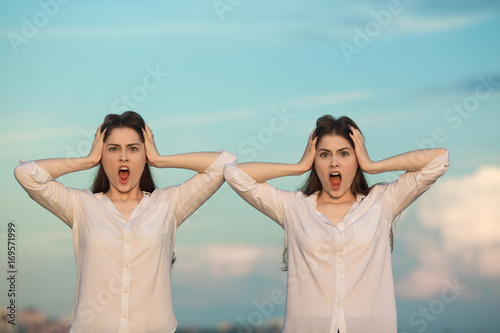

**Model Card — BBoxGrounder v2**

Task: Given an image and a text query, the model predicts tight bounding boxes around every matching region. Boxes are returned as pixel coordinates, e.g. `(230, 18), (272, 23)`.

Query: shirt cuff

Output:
(419, 149), (450, 179)
(204, 151), (237, 176)
(223, 162), (258, 191)
(17, 160), (53, 184)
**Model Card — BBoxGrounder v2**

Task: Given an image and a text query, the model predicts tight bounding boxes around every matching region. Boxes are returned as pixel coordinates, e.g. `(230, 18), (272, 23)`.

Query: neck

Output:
(317, 189), (356, 204)
(105, 186), (143, 202)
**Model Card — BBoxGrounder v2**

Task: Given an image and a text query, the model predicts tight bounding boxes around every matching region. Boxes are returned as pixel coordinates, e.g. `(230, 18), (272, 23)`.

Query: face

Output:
(101, 127), (146, 196)
(314, 134), (358, 202)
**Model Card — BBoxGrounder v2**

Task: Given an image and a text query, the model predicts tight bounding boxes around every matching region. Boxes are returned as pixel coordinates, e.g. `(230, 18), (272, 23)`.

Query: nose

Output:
(330, 155), (339, 167)
(119, 150), (129, 161)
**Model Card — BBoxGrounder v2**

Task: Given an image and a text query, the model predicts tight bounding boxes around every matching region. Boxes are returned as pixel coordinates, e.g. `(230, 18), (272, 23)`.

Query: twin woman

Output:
(14, 111), (449, 333)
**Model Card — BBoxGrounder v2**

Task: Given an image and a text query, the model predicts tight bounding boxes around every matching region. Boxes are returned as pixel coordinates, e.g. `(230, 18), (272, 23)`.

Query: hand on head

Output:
(87, 124), (107, 167)
(297, 130), (318, 173)
(349, 125), (374, 173)
(142, 124), (161, 167)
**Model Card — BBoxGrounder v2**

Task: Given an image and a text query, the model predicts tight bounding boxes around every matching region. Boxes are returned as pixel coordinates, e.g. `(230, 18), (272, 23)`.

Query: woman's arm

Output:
(234, 131), (318, 183)
(35, 125), (105, 179)
(349, 126), (447, 174)
(143, 125), (220, 173)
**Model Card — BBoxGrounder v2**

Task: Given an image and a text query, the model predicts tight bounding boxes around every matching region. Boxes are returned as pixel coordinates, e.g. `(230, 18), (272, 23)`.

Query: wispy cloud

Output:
(396, 13), (494, 33)
(152, 109), (253, 130)
(0, 125), (85, 145)
(284, 90), (372, 109)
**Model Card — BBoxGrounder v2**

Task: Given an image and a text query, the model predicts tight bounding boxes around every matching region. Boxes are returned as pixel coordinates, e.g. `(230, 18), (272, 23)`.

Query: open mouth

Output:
(330, 171), (341, 190)
(118, 166), (130, 184)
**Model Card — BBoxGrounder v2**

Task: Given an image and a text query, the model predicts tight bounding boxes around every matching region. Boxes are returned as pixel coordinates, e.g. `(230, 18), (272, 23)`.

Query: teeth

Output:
(331, 172), (340, 176)
(120, 167), (129, 171)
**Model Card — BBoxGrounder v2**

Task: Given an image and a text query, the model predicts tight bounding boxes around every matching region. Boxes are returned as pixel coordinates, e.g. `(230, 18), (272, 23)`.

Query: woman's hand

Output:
(86, 124), (106, 167)
(142, 124), (161, 167)
(349, 126), (376, 174)
(297, 130), (318, 173)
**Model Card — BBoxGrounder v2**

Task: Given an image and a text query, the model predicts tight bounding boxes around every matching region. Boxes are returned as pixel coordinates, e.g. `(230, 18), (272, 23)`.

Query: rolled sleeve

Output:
(14, 161), (77, 228)
(174, 151), (237, 225)
(389, 150), (450, 218)
(223, 162), (287, 227)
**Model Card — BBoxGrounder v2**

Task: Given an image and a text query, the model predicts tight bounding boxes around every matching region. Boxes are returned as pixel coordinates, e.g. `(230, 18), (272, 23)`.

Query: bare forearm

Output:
(237, 162), (307, 183)
(35, 157), (95, 179)
(366, 148), (447, 174)
(151, 152), (221, 173)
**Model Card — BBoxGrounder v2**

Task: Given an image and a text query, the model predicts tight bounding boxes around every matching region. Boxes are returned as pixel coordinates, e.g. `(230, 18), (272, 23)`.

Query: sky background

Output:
(1, 0), (500, 332)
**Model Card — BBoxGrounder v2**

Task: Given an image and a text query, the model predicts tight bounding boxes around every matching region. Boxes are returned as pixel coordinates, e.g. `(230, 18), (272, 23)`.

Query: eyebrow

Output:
(106, 143), (141, 147)
(318, 147), (352, 153)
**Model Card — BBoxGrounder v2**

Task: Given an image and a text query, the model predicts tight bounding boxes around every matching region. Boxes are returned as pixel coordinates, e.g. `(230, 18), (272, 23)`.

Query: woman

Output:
(14, 111), (236, 333)
(224, 115), (449, 333)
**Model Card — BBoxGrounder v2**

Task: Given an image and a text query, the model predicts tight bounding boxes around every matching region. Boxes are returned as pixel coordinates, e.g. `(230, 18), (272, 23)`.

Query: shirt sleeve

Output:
(174, 151), (237, 226)
(14, 161), (78, 228)
(223, 162), (294, 228)
(385, 150), (450, 218)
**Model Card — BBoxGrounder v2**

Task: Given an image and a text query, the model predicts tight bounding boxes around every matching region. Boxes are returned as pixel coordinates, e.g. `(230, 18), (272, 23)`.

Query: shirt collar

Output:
(304, 191), (366, 206)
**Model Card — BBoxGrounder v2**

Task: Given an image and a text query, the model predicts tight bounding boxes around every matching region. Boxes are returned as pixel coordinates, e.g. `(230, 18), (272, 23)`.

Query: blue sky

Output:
(1, 0), (500, 331)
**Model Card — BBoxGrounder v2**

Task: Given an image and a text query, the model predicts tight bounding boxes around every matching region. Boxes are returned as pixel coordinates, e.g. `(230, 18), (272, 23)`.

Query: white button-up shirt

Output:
(224, 151), (449, 333)
(15, 151), (236, 333)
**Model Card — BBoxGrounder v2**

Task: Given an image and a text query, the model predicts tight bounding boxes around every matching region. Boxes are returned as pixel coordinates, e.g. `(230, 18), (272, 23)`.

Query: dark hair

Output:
(91, 111), (156, 194)
(301, 115), (370, 197)
(281, 115), (394, 271)
(90, 111), (176, 266)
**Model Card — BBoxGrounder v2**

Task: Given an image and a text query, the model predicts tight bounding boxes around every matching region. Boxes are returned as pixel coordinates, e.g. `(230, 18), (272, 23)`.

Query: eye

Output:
(320, 152), (329, 158)
(109, 147), (118, 152)
(341, 151), (349, 157)
(130, 147), (138, 152)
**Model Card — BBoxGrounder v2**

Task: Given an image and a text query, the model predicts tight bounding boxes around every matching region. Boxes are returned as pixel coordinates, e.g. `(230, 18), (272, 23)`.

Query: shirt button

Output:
(126, 239), (130, 244)
(125, 264), (129, 269)
(123, 315), (127, 319)
(337, 301), (341, 306)
(124, 289), (128, 293)
(338, 277), (343, 281)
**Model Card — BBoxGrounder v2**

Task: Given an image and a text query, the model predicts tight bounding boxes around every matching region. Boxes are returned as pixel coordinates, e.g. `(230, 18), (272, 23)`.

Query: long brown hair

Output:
(281, 115), (394, 271)
(90, 111), (177, 266)
(91, 111), (156, 194)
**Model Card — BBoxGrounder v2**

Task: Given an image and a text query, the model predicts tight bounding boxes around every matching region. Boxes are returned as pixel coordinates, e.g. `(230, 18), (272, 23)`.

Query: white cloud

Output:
(478, 246), (500, 278)
(397, 166), (500, 299)
(174, 243), (277, 279)
(418, 166), (500, 250)
(396, 236), (451, 299)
